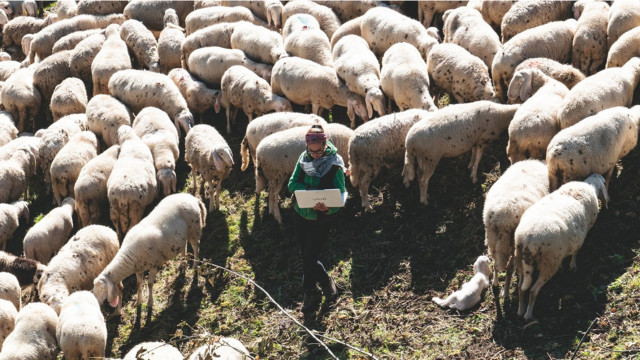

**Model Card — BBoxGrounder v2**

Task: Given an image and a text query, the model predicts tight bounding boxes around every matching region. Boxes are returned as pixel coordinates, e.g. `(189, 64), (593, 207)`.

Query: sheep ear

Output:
(519, 71), (533, 101)
(214, 91), (221, 114)
(266, 8), (272, 26)
(346, 100), (355, 123)
(364, 93), (374, 119)
(106, 278), (119, 308)
(211, 150), (224, 170)
(171, 173), (177, 192)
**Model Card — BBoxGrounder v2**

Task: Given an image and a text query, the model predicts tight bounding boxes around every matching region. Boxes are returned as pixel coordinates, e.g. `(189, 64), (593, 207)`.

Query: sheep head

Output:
(61, 197), (76, 210)
(12, 200), (29, 223)
(157, 168), (177, 197)
(584, 173), (609, 209)
(507, 69), (532, 102)
(175, 110), (194, 136)
(93, 273), (121, 309)
(346, 93), (369, 127)
(473, 255), (491, 278)
(212, 144), (234, 170)
(267, 1), (283, 29)
(365, 87), (386, 118)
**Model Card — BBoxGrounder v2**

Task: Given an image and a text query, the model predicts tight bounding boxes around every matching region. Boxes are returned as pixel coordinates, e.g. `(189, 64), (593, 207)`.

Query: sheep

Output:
(505, 68), (569, 163)
(282, 12), (321, 41)
(255, 123), (353, 224)
(49, 77), (88, 121)
(168, 68), (221, 119)
(0, 2), (10, 19)
(427, 43), (496, 104)
(0, 135), (40, 163)
(23, 197), (75, 265)
(0, 303), (58, 360)
(50, 131), (98, 206)
(0, 251), (45, 286)
(123, 342), (183, 360)
(330, 16), (362, 48)
(230, 21), (286, 65)
(0, 148), (37, 204)
(93, 193), (205, 315)
(432, 255), (491, 311)
(123, 0), (194, 34)
(547, 106), (640, 193)
(91, 24), (132, 96)
(0, 272), (20, 311)
(240, 112), (326, 172)
(607, 0), (640, 51)
(56, 0), (78, 20)
(185, 5), (267, 35)
(187, 338), (250, 360)
(572, 0), (609, 76)
(313, 0), (378, 23)
(380, 42), (437, 114)
(442, 6), (501, 69)
(271, 56), (368, 129)
(69, 31), (107, 95)
(1, 15), (55, 48)
(281, 0), (340, 40)
(0, 299), (17, 350)
(606, 28), (640, 68)
(349, 109), (428, 210)
(514, 57), (585, 90)
(467, 0), (517, 29)
(0, 112), (17, 147)
(0, 62), (20, 82)
(186, 46), (273, 87)
(284, 27), (332, 66)
(74, 145), (119, 228)
(32, 50), (73, 123)
(555, 57), (640, 129)
(76, 0), (127, 16)
(491, 19), (578, 102)
(224, 0), (284, 28)
(158, 9), (185, 74)
(56, 291), (107, 360)
(132, 107), (180, 198)
(0, 53), (10, 62)
(482, 159), (549, 315)
(403, 101), (520, 205)
(181, 23), (236, 65)
(221, 65), (292, 133)
(108, 69), (194, 136)
(52, 28), (103, 53)
(0, 68), (41, 132)
(418, 0), (466, 28)
(20, 0), (36, 17)
(515, 173), (607, 321)
(500, 0), (572, 43)
(185, 124), (233, 212)
(85, 94), (131, 147)
(120, 19), (160, 72)
(0, 201), (28, 252)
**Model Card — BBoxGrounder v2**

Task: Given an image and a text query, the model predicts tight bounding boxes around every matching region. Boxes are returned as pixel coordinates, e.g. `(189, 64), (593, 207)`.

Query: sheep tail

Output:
(348, 164), (359, 188)
(197, 197), (207, 227)
(240, 135), (250, 171)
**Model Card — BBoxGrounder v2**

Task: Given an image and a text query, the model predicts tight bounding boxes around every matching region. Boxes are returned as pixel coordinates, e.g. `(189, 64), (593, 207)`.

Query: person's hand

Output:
(313, 202), (329, 212)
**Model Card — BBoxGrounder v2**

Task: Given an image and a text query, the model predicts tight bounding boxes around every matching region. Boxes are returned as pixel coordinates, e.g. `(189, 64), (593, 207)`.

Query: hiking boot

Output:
(302, 286), (322, 314)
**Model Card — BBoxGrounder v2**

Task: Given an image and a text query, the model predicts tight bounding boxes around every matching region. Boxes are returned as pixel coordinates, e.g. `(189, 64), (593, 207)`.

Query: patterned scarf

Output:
(300, 150), (346, 178)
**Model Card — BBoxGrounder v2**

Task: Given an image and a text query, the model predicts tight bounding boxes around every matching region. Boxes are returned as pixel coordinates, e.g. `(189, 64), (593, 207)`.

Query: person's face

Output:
(308, 142), (326, 159)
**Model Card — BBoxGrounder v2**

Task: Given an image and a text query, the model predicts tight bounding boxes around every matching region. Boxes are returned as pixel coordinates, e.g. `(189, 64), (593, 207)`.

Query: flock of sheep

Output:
(0, 0), (638, 358)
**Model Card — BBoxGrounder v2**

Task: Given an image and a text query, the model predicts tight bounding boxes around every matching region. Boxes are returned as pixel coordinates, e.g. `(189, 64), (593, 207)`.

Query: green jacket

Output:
(288, 141), (346, 220)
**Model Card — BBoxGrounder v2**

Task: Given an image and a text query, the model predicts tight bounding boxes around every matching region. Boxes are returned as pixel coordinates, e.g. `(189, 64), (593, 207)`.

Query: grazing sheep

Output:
(56, 291), (107, 360)
(185, 5), (267, 35)
(0, 68), (41, 132)
(50, 131), (98, 206)
(0, 148), (37, 204)
(187, 338), (250, 360)
(76, 0), (127, 16)
(282, 12), (321, 41)
(572, 0), (609, 76)
(181, 23), (235, 66)
(158, 9), (185, 74)
(0, 112), (17, 147)
(91, 24), (132, 96)
(49, 77), (88, 121)
(224, 0), (284, 28)
(32, 50), (73, 122)
(419, 0), (467, 28)
(330, 16), (365, 51)
(168, 68), (221, 119)
(284, 26), (332, 66)
(500, 0), (572, 43)
(0, 299), (17, 350)
(0, 201), (28, 251)
(23, 197), (75, 265)
(0, 303), (58, 360)
(186, 46), (273, 86)
(515, 173), (607, 321)
(69, 31), (107, 95)
(230, 21), (286, 65)
(442, 6), (501, 69)
(120, 19), (160, 72)
(403, 101), (519, 205)
(547, 106), (640, 192)
(0, 251), (45, 286)
(1, 15), (55, 48)
(0, 272), (20, 311)
(74, 145), (119, 228)
(432, 255), (491, 311)
(56, 0), (78, 20)
(123, 342), (183, 360)
(606, 27), (640, 68)
(281, 0), (340, 40)
(85, 94), (131, 147)
(93, 193), (206, 315)
(123, 0), (194, 34)
(185, 124), (233, 211)
(607, 0), (640, 51)
(52, 28), (102, 53)
(514, 57), (585, 89)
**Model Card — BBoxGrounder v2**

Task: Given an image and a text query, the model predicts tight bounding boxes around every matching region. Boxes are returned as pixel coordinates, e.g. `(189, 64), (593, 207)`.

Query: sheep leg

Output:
(503, 256), (515, 303)
(128, 201), (144, 231)
(417, 158), (437, 206)
(147, 268), (158, 312)
(523, 267), (554, 321)
(469, 146), (485, 184)
(190, 236), (200, 269)
(359, 174), (372, 210)
(569, 253), (577, 272)
(190, 167), (199, 197)
(135, 272), (144, 307)
(77, 201), (90, 228)
(225, 106), (233, 134)
(468, 147), (477, 169)
(215, 179), (221, 210)
(109, 199), (121, 239)
(269, 178), (283, 224)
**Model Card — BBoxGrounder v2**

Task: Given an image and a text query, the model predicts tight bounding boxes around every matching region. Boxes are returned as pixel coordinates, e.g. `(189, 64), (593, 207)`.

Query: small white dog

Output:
(432, 255), (491, 311)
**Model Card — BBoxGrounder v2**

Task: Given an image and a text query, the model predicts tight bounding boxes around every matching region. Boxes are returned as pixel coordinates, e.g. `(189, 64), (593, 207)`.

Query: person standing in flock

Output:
(288, 124), (346, 313)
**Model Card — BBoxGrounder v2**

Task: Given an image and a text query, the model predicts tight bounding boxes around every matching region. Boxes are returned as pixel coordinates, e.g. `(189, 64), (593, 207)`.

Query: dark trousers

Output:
(294, 211), (335, 292)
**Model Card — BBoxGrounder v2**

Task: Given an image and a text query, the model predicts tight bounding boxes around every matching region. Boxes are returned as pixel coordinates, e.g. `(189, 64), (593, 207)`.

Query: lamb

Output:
(181, 23), (235, 65)
(158, 9), (185, 74)
(107, 125), (157, 239)
(93, 193), (206, 315)
(0, 303), (58, 360)
(51, 28), (103, 53)
(282, 12), (320, 41)
(500, 0), (572, 43)
(132, 107), (180, 197)
(123, 0), (194, 34)
(0, 299), (17, 350)
(380, 42), (437, 113)
(221, 65), (292, 133)
(284, 26), (332, 66)
(442, 6), (501, 69)
(572, 0), (609, 76)
(32, 50), (73, 122)
(0, 112), (17, 147)
(69, 31), (107, 95)
(427, 43), (495, 104)
(0, 148), (37, 204)
(0, 68), (41, 132)
(0, 272), (20, 310)
(555, 57), (640, 129)
(607, 0), (640, 51)
(514, 57), (585, 90)
(56, 0), (78, 20)
(50, 131), (98, 206)
(491, 19), (578, 101)
(271, 56), (368, 129)
(123, 342), (183, 360)
(73, 145), (119, 227)
(91, 24), (132, 96)
(223, 0), (284, 28)
(281, 0), (340, 40)
(186, 46), (273, 86)
(108, 69), (194, 136)
(482, 159), (549, 316)
(547, 106), (640, 192)
(432, 255), (491, 311)
(403, 101), (520, 205)
(85, 94), (131, 148)
(185, 124), (234, 212)
(49, 77), (88, 121)
(38, 225), (119, 314)
(23, 197), (75, 265)
(185, 5), (267, 35)
(76, 0), (127, 16)
(505, 68), (569, 163)
(168, 68), (221, 119)
(255, 123), (353, 224)
(1, 15), (55, 48)
(0, 251), (46, 286)
(230, 21), (287, 65)
(349, 109), (428, 209)
(606, 27), (640, 68)
(56, 291), (107, 360)
(0, 201), (28, 251)
(515, 173), (607, 321)
(187, 338), (250, 360)
(240, 112), (326, 171)
(120, 19), (160, 72)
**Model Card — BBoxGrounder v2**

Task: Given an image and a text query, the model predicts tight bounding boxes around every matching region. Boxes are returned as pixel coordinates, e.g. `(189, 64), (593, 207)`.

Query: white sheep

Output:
(38, 225), (119, 315)
(547, 106), (640, 193)
(380, 42), (437, 113)
(403, 101), (520, 205)
(186, 46), (272, 87)
(23, 197), (75, 265)
(432, 255), (491, 311)
(332, 34), (386, 119)
(467, 0), (517, 29)
(91, 23), (132, 96)
(282, 12), (320, 41)
(314, 0), (378, 23)
(187, 338), (251, 360)
(56, 0), (78, 20)
(69, 31), (107, 95)
(506, 68), (569, 163)
(0, 272), (20, 311)
(108, 69), (194, 136)
(0, 67), (41, 132)
(0, 111), (17, 147)
(0, 62), (20, 82)
(515, 173), (607, 321)
(281, 0), (340, 40)
(52, 28), (103, 53)
(20, 0), (36, 17)
(56, 290), (107, 360)
(482, 159), (549, 313)
(132, 107), (180, 197)
(93, 193), (206, 315)
(221, 65), (292, 133)
(284, 27), (332, 66)
(76, 0), (127, 16)
(0, 53), (10, 62)
(607, 0), (640, 51)
(514, 57), (585, 90)
(418, 0), (466, 28)
(500, 0), (572, 43)
(0, 251), (46, 286)
(230, 21), (287, 65)
(50, 131), (98, 206)
(606, 27), (640, 68)
(158, 8), (185, 74)
(181, 23), (236, 66)
(85, 94), (132, 147)
(120, 19), (160, 72)
(122, 342), (183, 360)
(224, 0), (284, 28)
(0, 299), (17, 350)
(271, 56), (368, 128)
(0, 303), (58, 360)
(185, 5), (267, 35)
(1, 15), (55, 48)
(0, 201), (28, 251)
(442, 6), (501, 69)
(0, 147), (37, 204)
(329, 15), (361, 48)
(185, 124), (234, 212)
(168, 68), (222, 119)
(349, 109), (428, 210)
(572, 0), (609, 76)
(0, 135), (40, 163)
(556, 57), (640, 129)
(49, 77), (88, 121)
(74, 145), (119, 228)
(123, 0), (194, 35)
(32, 50), (73, 122)
(107, 125), (157, 239)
